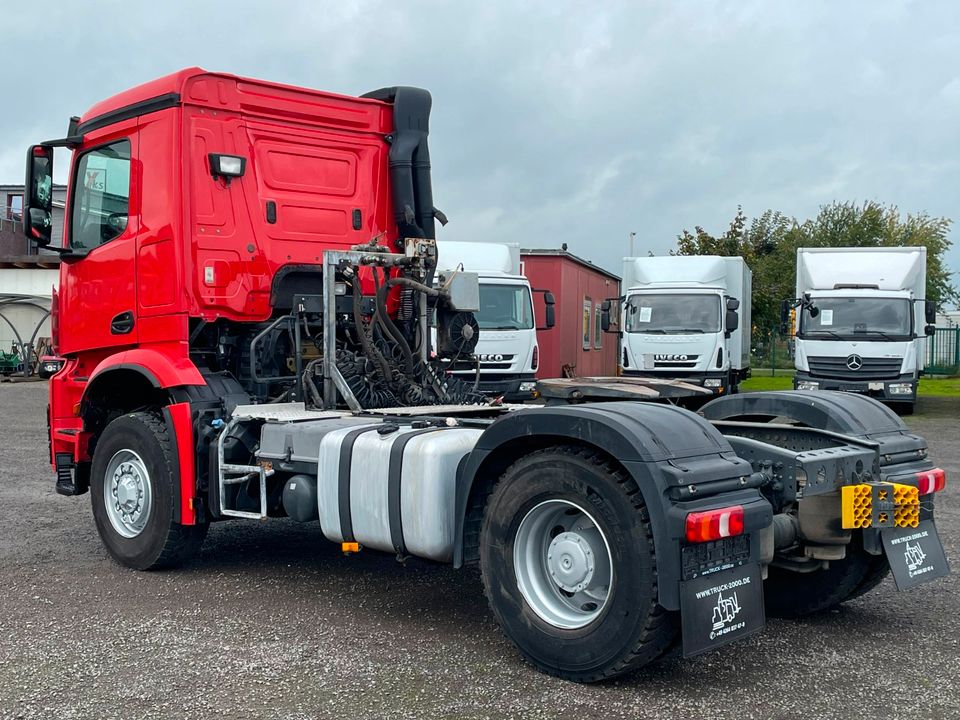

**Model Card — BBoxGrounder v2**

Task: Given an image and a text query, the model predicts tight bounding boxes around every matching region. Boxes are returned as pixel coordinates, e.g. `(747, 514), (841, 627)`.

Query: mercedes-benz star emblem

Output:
(846, 354), (863, 371)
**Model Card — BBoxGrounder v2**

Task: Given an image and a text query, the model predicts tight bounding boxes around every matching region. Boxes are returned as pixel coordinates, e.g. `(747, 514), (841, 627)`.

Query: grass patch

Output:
(919, 376), (960, 397)
(741, 375), (793, 392)
(741, 371), (960, 397)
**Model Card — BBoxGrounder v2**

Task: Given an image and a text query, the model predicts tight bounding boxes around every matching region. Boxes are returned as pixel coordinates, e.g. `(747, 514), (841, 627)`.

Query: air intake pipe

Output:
(361, 86), (436, 240)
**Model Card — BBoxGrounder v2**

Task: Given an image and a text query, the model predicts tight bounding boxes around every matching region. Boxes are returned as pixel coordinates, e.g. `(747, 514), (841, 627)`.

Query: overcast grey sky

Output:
(3, 1), (959, 283)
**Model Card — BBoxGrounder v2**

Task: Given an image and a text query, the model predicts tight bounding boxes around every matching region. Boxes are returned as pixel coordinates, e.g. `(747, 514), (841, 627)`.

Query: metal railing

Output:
(926, 328), (960, 375)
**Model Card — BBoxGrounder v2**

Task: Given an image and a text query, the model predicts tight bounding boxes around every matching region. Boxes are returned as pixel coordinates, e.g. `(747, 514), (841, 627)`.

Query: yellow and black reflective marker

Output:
(841, 482), (919, 529)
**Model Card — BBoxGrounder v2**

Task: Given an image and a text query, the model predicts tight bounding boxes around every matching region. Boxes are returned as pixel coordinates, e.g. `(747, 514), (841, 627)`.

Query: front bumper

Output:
(793, 371), (917, 402)
(457, 375), (538, 402)
(622, 369), (732, 394)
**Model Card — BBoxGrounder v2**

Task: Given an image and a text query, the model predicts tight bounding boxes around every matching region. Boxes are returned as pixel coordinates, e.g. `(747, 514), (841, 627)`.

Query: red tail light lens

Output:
(685, 505), (744, 543)
(531, 345), (539, 371)
(916, 468), (946, 495)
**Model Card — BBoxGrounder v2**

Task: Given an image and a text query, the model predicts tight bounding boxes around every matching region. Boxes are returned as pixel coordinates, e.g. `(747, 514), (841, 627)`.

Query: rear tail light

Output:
(531, 345), (539, 371)
(685, 505), (744, 543)
(916, 468), (946, 495)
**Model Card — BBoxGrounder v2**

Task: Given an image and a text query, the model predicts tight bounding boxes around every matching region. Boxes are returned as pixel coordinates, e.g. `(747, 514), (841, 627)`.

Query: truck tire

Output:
(90, 412), (207, 570)
(765, 536), (886, 617)
(479, 446), (677, 682)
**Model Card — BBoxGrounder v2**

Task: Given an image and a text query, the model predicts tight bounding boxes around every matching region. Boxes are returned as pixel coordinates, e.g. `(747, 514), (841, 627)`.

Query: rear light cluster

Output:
(916, 468), (946, 495)
(685, 505), (744, 543)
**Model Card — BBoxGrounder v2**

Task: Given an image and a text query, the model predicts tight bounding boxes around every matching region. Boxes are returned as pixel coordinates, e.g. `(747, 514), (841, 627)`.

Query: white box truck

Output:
(786, 247), (936, 412)
(435, 241), (553, 401)
(619, 256), (751, 395)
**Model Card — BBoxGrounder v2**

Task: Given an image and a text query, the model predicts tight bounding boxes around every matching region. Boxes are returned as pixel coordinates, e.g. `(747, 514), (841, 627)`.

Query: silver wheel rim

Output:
(103, 449), (153, 538)
(514, 499), (614, 629)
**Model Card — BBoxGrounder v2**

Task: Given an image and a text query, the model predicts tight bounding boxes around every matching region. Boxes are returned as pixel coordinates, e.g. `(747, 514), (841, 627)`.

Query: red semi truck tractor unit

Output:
(23, 69), (950, 682)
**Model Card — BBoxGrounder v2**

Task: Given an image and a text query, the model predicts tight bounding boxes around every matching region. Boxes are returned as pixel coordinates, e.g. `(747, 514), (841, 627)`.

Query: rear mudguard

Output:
(701, 391), (931, 467)
(702, 390), (937, 551)
(453, 402), (772, 609)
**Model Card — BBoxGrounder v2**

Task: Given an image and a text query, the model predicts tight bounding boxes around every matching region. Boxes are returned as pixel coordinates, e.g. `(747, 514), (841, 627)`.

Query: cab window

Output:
(70, 140), (131, 250)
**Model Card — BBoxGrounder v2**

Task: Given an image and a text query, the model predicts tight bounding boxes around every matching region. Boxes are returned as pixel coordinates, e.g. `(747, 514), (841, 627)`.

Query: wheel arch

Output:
(82, 350), (206, 436)
(453, 403), (760, 610)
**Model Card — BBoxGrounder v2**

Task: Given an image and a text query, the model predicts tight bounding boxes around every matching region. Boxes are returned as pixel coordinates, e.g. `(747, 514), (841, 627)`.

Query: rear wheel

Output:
(90, 412), (207, 570)
(765, 536), (888, 617)
(479, 447), (677, 682)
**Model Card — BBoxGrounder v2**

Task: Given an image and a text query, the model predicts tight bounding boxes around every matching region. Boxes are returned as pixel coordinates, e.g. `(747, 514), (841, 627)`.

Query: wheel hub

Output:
(114, 468), (143, 514)
(103, 450), (152, 539)
(513, 499), (614, 629)
(547, 532), (595, 592)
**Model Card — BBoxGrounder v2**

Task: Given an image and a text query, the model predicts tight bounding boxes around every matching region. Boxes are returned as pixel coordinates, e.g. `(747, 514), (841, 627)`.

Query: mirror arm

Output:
(40, 135), (84, 149)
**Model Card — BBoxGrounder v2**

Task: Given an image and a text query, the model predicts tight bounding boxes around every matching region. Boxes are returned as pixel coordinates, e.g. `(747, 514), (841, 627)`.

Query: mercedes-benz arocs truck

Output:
(618, 255), (751, 396)
(786, 247), (936, 413)
(21, 69), (948, 683)
(434, 241), (551, 401)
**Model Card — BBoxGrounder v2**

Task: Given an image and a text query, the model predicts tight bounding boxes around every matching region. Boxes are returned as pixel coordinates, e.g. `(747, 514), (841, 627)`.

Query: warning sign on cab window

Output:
(84, 168), (107, 192)
(820, 309), (834, 326)
(638, 306), (652, 323)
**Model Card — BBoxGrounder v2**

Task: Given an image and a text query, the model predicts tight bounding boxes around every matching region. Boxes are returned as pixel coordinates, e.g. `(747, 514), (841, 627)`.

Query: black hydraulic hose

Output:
(373, 271), (417, 376)
(386, 276), (441, 297)
(352, 275), (394, 383)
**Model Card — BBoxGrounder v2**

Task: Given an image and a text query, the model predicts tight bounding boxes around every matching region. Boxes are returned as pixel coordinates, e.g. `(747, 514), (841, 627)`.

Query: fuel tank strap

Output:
(338, 426), (384, 542)
(387, 428), (445, 555)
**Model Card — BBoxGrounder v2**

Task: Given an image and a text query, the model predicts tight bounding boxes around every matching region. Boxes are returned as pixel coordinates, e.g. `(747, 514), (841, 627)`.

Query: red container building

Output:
(521, 248), (621, 379)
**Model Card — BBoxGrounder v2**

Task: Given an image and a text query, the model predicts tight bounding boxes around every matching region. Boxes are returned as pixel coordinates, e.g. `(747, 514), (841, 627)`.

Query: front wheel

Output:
(479, 447), (677, 682)
(90, 412), (207, 570)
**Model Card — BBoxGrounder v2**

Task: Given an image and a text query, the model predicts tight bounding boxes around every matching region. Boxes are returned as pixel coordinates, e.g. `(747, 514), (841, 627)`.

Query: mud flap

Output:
(679, 564), (765, 657)
(881, 520), (950, 591)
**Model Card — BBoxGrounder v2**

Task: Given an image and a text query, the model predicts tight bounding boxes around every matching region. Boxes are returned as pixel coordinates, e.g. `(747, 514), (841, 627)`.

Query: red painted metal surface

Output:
(166, 402), (197, 526)
(48, 68), (402, 478)
(522, 251), (620, 379)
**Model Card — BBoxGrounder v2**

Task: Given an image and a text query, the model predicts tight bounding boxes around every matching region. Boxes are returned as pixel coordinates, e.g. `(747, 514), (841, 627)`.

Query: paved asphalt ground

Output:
(0, 382), (957, 720)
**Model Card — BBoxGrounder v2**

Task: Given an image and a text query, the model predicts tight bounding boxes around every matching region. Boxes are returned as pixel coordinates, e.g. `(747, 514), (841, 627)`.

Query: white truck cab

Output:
(787, 247), (936, 412)
(618, 256), (751, 396)
(435, 241), (550, 401)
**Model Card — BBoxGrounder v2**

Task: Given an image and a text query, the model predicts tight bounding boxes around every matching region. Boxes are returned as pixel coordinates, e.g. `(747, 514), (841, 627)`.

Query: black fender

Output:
(701, 390), (927, 456)
(453, 402), (770, 609)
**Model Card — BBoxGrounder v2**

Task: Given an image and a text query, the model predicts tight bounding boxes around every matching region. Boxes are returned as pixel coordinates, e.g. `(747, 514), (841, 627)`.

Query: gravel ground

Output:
(0, 382), (957, 720)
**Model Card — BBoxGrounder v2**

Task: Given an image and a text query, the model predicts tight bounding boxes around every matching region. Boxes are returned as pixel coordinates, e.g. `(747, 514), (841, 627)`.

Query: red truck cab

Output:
(25, 68), (414, 506)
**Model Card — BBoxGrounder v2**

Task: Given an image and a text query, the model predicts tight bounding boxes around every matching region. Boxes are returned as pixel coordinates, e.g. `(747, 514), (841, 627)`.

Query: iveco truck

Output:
(435, 241), (551, 401)
(618, 255), (751, 396)
(786, 247), (936, 413)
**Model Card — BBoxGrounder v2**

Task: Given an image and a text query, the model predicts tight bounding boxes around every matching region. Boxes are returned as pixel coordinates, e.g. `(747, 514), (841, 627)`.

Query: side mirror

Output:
(925, 300), (937, 325)
(600, 297), (621, 334)
(24, 145), (54, 246)
(534, 289), (556, 330)
(725, 309), (739, 336)
(925, 324), (936, 337)
(726, 297), (740, 311)
(600, 299), (611, 332)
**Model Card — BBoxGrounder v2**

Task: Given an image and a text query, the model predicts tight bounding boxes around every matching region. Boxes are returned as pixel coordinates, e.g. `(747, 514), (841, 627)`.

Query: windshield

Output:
(625, 294), (720, 334)
(476, 284), (534, 330)
(801, 297), (912, 338)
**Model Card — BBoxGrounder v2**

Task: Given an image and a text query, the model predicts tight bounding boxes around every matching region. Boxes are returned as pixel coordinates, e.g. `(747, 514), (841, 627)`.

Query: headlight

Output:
(796, 381), (820, 391)
(703, 378), (723, 388)
(519, 381), (537, 392)
(888, 383), (914, 395)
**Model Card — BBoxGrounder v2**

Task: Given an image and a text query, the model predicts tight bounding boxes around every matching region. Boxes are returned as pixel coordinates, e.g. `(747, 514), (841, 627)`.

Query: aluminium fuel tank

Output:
(317, 424), (484, 562)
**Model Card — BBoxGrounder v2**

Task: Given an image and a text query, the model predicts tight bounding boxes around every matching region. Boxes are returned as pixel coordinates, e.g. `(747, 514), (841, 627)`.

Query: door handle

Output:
(111, 311), (135, 335)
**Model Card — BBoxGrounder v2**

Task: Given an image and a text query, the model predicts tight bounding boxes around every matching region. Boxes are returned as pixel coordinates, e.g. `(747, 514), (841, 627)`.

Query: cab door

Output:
(58, 123), (140, 355)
